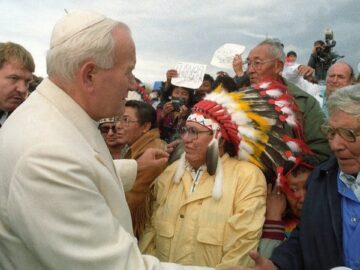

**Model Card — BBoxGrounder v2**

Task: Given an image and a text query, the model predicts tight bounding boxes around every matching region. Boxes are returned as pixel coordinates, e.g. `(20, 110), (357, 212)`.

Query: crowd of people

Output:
(1, 9), (360, 270)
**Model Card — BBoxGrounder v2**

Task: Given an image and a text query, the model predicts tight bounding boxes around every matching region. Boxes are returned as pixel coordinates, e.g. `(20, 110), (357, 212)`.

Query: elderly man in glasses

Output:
(234, 83), (360, 270)
(232, 38), (331, 163)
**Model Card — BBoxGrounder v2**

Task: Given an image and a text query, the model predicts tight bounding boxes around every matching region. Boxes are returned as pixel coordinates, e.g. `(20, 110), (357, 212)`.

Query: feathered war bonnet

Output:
(174, 79), (313, 200)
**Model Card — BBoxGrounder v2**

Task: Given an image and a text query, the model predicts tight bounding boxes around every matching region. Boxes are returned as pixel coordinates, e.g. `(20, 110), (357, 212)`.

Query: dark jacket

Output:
(271, 156), (344, 270)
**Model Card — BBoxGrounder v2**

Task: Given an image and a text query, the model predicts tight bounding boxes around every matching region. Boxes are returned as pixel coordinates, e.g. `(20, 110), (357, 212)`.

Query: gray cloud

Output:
(1, 0), (359, 86)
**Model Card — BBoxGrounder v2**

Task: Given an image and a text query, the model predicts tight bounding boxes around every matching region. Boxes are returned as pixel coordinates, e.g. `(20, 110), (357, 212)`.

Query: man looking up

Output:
(0, 42), (34, 127)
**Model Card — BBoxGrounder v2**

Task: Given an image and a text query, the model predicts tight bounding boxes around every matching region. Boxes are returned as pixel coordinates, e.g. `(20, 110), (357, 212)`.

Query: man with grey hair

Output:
(233, 83), (360, 269)
(233, 38), (331, 162)
(0, 10), (214, 270)
(0, 42), (34, 127)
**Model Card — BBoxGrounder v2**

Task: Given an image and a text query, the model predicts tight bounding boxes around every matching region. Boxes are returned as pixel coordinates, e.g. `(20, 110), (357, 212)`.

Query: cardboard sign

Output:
(171, 62), (207, 89)
(211, 43), (246, 69)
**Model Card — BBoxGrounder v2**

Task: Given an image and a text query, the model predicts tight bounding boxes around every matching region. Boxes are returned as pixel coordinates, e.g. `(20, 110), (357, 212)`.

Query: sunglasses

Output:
(98, 124), (117, 134)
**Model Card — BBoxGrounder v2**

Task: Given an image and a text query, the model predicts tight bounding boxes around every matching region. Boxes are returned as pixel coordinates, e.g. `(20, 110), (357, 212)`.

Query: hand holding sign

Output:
(171, 62), (207, 89)
(211, 43), (246, 69)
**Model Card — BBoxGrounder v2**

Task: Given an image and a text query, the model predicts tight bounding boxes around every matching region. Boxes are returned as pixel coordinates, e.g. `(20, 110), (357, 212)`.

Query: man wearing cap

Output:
(0, 42), (34, 127)
(0, 10), (212, 270)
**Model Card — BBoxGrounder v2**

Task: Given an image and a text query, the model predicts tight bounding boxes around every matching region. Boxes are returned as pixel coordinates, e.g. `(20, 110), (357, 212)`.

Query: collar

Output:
(339, 171), (360, 188)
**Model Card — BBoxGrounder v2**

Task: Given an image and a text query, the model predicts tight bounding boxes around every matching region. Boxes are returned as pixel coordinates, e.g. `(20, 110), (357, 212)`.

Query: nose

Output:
(16, 80), (29, 94)
(331, 76), (338, 83)
(128, 74), (137, 91)
(182, 132), (193, 143)
(329, 133), (346, 152)
(296, 189), (306, 203)
(247, 62), (256, 74)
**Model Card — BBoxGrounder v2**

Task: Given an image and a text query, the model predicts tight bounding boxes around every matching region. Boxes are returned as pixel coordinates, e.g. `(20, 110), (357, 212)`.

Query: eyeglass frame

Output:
(320, 124), (360, 143)
(242, 57), (278, 71)
(179, 126), (213, 140)
(116, 116), (139, 127)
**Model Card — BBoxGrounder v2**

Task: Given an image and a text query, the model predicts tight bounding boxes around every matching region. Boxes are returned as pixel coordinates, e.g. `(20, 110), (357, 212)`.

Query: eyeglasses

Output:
(242, 58), (277, 71)
(179, 126), (213, 140)
(98, 124), (117, 134)
(320, 124), (360, 143)
(116, 116), (139, 127)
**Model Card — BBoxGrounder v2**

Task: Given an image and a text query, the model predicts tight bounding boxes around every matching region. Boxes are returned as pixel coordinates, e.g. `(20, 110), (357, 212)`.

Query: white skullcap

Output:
(50, 10), (106, 49)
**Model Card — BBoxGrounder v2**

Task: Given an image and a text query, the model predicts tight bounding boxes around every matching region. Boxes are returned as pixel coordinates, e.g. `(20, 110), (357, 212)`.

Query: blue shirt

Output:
(338, 172), (360, 269)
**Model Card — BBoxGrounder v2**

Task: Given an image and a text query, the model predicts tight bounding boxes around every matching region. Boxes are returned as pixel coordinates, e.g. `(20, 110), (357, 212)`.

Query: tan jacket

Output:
(140, 154), (267, 270)
(124, 128), (167, 237)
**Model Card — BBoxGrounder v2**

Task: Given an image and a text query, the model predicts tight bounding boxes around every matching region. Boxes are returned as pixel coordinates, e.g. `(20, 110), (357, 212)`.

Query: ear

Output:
(141, 122), (151, 133)
(79, 61), (97, 92)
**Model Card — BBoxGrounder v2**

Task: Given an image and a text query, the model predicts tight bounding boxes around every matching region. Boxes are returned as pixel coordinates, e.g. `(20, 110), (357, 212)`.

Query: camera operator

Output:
(307, 40), (330, 82)
(308, 30), (343, 82)
(156, 82), (194, 143)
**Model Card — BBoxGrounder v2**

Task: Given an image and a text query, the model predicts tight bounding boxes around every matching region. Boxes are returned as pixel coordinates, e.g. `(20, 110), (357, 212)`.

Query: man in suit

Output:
(233, 83), (360, 269)
(0, 10), (213, 270)
(0, 42), (34, 127)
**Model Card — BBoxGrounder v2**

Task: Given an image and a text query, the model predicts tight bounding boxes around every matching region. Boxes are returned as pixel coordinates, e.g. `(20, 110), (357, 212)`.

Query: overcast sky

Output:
(1, 0), (359, 87)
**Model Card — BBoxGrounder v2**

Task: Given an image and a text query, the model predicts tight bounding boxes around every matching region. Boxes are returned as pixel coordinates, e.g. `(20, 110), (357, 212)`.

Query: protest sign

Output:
(171, 62), (207, 89)
(211, 43), (245, 69)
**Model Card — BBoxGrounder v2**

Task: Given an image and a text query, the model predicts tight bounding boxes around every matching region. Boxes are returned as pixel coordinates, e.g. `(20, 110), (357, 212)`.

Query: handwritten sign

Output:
(211, 43), (246, 69)
(171, 62), (207, 89)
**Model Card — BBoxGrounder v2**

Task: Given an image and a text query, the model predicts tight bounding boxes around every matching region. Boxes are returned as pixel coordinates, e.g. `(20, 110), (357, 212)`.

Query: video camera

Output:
(316, 28), (343, 67)
(171, 97), (185, 111)
(324, 28), (336, 52)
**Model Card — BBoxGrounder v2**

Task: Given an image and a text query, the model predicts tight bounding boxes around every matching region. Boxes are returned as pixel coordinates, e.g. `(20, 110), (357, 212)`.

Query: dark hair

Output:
(287, 51), (297, 57)
(0, 42), (35, 72)
(291, 155), (319, 177)
(125, 100), (157, 129)
(203, 73), (214, 84)
(314, 40), (325, 46)
(223, 140), (237, 157)
(213, 75), (238, 92)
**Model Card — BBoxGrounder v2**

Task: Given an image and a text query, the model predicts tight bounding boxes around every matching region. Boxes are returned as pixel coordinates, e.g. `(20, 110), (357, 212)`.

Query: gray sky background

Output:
(1, 0), (359, 87)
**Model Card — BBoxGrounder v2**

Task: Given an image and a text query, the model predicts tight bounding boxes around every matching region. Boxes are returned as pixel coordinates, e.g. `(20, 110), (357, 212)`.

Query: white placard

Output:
(211, 43), (246, 69)
(171, 62), (207, 89)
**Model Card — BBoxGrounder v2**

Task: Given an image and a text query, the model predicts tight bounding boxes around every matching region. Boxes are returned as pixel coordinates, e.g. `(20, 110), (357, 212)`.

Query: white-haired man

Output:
(0, 10), (213, 270)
